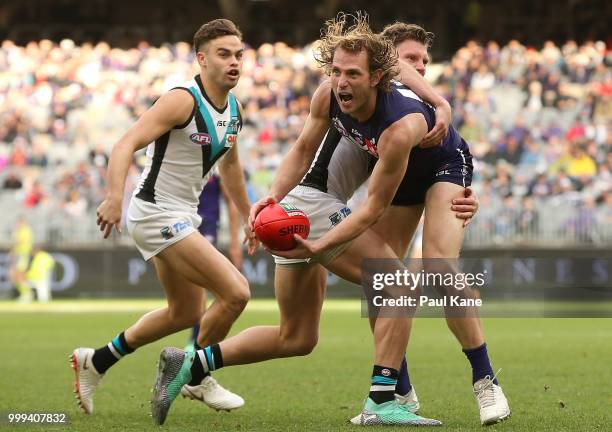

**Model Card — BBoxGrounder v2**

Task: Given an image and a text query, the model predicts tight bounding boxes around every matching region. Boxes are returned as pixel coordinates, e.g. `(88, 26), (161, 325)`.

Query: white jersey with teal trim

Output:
(133, 75), (241, 212)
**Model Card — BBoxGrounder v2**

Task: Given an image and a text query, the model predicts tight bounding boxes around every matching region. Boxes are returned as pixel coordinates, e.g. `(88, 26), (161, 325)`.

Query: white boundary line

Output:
(0, 299), (362, 313)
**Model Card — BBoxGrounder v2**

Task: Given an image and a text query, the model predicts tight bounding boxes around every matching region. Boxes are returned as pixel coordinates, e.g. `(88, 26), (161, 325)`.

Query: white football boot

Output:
(473, 375), (511, 425)
(181, 375), (244, 411)
(70, 348), (104, 414)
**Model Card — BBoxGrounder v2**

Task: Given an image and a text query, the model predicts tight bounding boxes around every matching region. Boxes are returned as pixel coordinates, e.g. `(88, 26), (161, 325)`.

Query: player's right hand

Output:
(248, 195), (276, 231)
(96, 197), (122, 239)
(420, 99), (451, 148)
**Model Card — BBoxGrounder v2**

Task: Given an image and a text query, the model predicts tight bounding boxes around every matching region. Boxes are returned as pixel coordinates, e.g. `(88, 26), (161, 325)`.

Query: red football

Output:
(254, 203), (310, 251)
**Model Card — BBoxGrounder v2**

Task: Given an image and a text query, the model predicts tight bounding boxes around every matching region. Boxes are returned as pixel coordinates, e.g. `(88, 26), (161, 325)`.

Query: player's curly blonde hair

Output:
(314, 12), (398, 93)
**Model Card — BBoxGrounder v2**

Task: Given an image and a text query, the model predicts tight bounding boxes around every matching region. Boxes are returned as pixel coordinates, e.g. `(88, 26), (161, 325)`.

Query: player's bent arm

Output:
(397, 60), (449, 110)
(105, 90), (194, 202)
(314, 114), (428, 252)
(269, 81), (332, 202)
(397, 60), (451, 146)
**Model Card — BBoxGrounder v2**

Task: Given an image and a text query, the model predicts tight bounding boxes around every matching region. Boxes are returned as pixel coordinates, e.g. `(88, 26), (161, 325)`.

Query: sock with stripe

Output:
(463, 343), (498, 384)
(395, 356), (412, 396)
(369, 365), (398, 404)
(189, 344), (223, 385)
(91, 331), (135, 374)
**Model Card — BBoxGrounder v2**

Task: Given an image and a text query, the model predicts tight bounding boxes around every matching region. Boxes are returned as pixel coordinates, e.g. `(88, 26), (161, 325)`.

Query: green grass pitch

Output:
(0, 299), (610, 431)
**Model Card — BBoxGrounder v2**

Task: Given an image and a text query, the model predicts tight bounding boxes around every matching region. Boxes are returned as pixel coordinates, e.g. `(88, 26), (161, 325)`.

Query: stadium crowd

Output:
(0, 36), (610, 246)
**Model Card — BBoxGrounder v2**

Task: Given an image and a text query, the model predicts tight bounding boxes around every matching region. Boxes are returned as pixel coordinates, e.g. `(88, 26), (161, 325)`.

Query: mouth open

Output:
(227, 69), (240, 78)
(338, 92), (353, 103)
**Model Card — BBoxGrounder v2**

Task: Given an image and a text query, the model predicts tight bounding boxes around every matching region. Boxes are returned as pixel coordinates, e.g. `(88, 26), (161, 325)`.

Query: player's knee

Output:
(282, 333), (318, 356)
(225, 275), (250, 313)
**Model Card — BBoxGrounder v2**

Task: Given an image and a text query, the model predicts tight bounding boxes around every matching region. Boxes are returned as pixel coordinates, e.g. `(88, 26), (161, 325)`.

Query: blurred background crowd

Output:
(0, 33), (610, 247)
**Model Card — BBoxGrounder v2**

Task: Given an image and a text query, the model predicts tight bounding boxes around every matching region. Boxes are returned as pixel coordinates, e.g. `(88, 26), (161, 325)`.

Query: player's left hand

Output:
(243, 225), (260, 255)
(451, 186), (479, 227)
(268, 235), (321, 259)
(420, 99), (451, 148)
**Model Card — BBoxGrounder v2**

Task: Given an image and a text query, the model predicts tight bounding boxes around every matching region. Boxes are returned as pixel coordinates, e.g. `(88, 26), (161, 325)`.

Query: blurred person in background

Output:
(25, 244), (55, 302)
(10, 215), (33, 303)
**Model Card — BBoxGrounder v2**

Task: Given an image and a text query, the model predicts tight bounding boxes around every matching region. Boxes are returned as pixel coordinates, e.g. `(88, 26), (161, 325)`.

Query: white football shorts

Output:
(126, 197), (202, 261)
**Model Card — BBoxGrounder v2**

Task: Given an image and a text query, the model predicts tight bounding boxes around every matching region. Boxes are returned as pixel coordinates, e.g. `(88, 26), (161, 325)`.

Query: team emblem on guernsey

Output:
(190, 132), (212, 145)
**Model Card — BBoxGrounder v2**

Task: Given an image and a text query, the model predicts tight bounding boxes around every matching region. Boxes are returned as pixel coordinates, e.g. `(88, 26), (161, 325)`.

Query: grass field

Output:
(1, 299), (610, 431)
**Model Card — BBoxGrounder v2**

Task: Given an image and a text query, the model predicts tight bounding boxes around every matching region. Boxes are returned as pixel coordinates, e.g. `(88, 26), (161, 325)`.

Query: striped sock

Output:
(91, 331), (135, 374)
(190, 344), (223, 385)
(369, 365), (398, 404)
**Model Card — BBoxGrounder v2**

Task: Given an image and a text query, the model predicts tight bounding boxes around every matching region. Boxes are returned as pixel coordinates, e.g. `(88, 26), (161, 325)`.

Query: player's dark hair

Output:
(193, 19), (242, 52)
(314, 12), (398, 93)
(381, 22), (434, 49)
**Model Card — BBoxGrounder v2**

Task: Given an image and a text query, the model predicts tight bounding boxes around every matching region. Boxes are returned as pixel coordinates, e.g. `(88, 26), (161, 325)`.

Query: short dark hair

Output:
(193, 19), (242, 52)
(381, 22), (434, 49)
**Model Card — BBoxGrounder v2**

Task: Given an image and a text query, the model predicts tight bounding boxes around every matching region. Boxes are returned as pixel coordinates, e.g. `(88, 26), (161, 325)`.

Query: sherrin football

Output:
(254, 203), (310, 251)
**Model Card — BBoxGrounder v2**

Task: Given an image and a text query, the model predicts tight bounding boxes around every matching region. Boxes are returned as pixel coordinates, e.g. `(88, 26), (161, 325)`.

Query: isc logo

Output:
(279, 225), (307, 236)
(217, 120), (228, 127)
(190, 133), (212, 145)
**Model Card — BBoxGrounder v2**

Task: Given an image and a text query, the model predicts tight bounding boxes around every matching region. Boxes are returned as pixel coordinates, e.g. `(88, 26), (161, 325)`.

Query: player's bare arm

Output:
(218, 106), (260, 254)
(248, 81), (331, 228)
(274, 113), (428, 258)
(96, 89), (194, 238)
(220, 182), (244, 266)
(396, 60), (451, 147)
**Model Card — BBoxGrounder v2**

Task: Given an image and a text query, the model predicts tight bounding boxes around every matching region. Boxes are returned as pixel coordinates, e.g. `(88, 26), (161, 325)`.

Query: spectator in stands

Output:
(517, 196), (539, 238)
(3, 171), (23, 190)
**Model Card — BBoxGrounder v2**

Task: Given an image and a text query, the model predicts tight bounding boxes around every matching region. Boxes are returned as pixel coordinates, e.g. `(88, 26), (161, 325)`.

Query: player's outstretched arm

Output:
(274, 113), (428, 259)
(248, 81), (331, 228)
(96, 89), (193, 238)
(396, 60), (451, 147)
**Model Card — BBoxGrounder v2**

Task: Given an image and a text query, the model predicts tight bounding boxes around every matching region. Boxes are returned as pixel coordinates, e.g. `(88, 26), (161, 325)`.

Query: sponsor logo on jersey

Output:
(190, 132), (212, 145)
(228, 118), (240, 134)
(227, 134), (237, 144)
(332, 117), (379, 157)
(217, 120), (228, 127)
(364, 137), (378, 157)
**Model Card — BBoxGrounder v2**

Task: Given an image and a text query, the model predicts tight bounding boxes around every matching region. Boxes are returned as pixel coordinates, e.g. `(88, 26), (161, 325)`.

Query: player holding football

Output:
(150, 14), (455, 426)
(70, 19), (257, 415)
(342, 22), (510, 426)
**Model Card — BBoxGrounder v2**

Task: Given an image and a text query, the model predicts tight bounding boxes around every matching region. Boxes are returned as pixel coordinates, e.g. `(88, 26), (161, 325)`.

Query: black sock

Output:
(369, 365), (399, 404)
(91, 331), (135, 374)
(189, 344), (223, 385)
